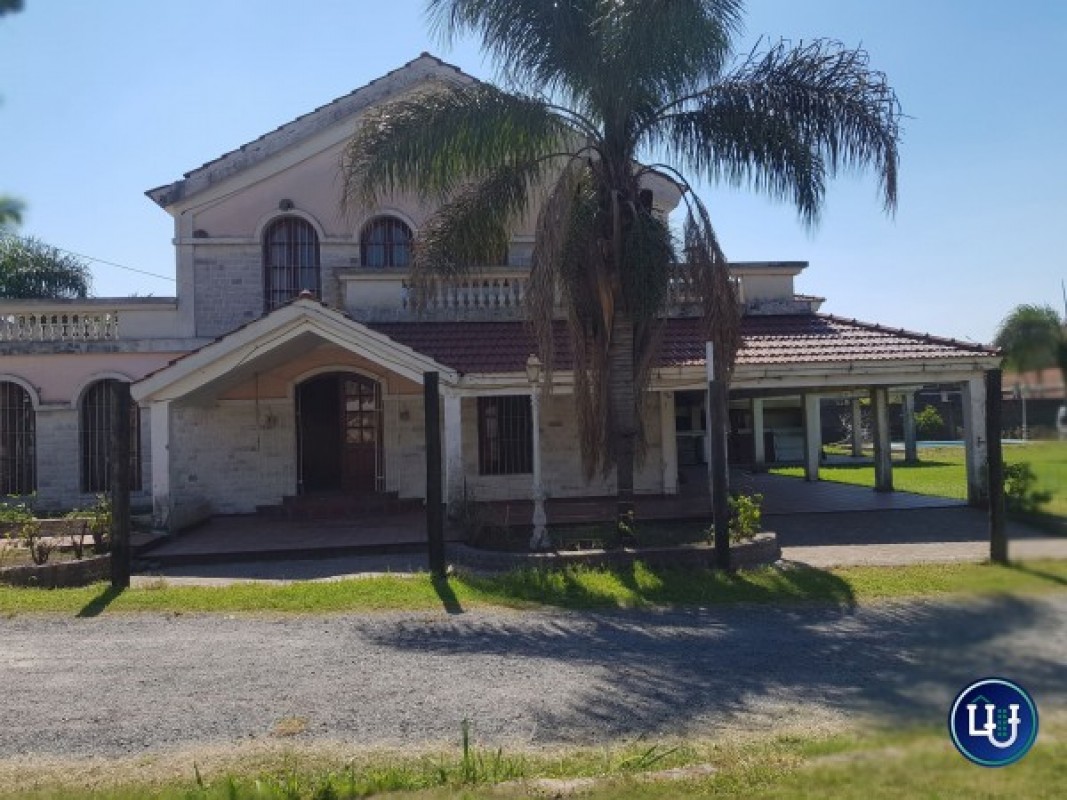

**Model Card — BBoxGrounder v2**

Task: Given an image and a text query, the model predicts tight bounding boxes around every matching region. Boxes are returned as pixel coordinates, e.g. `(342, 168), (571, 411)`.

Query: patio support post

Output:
(850, 397), (864, 457)
(706, 344), (731, 571)
(962, 376), (989, 507)
(871, 387), (894, 492)
(660, 391), (678, 494)
(985, 369), (1007, 563)
(803, 394), (821, 482)
(149, 400), (171, 531)
(442, 391), (463, 515)
(526, 355), (549, 550)
(109, 381), (132, 590)
(902, 392), (918, 464)
(752, 398), (766, 469)
(423, 372), (446, 578)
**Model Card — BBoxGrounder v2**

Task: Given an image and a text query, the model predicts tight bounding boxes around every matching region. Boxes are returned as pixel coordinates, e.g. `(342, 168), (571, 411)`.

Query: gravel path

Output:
(2, 595), (1065, 758)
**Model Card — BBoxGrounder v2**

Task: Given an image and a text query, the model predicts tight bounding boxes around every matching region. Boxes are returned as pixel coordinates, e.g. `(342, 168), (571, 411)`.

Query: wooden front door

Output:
(297, 373), (382, 494)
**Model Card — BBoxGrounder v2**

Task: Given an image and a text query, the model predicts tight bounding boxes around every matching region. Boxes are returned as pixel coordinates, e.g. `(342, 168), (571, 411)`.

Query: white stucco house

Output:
(0, 55), (1000, 532)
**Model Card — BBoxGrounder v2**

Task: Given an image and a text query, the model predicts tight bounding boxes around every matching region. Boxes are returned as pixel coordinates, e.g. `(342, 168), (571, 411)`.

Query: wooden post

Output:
(986, 369), (1007, 564)
(871, 387), (893, 492)
(109, 381), (131, 589)
(706, 344), (730, 571)
(424, 372), (446, 577)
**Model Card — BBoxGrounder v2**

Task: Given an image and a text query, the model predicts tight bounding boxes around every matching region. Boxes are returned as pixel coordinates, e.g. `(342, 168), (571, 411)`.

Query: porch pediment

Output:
(132, 297), (457, 404)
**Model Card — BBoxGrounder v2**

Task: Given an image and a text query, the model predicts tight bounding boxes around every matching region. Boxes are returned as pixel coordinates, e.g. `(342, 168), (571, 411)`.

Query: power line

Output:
(57, 246), (176, 283)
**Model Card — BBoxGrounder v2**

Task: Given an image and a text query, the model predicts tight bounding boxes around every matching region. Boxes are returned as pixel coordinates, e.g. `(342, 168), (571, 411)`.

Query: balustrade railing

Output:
(0, 310), (119, 342)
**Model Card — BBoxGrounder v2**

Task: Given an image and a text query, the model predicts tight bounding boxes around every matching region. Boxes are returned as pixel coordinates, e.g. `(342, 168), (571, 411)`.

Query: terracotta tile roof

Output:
(371, 314), (997, 374)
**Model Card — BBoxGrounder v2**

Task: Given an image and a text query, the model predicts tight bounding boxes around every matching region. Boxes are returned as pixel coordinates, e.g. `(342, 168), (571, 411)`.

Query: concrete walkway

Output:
(133, 474), (1066, 584)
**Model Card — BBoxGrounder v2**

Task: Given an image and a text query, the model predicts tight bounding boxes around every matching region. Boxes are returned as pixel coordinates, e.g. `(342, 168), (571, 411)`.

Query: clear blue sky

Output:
(3, 1), (1065, 344)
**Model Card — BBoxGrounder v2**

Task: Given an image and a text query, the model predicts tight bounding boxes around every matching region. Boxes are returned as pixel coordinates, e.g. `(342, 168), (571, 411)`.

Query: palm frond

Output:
(683, 204), (739, 379)
(659, 39), (901, 224)
(341, 83), (570, 210)
(415, 159), (553, 285)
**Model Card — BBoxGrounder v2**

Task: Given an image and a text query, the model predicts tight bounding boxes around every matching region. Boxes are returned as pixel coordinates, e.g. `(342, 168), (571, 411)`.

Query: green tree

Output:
(0, 196), (24, 231)
(342, 0), (901, 524)
(994, 304), (1062, 375)
(0, 234), (91, 298)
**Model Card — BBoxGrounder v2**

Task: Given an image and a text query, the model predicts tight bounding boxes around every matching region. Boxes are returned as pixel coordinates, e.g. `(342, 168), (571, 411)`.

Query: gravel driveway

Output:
(2, 594), (1065, 758)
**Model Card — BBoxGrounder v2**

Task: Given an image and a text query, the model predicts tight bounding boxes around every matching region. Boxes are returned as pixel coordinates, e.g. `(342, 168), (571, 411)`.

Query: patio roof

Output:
(368, 314), (998, 376)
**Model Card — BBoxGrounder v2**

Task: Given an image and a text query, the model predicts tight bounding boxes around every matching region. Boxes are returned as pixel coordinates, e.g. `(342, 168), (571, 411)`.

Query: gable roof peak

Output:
(145, 52), (473, 210)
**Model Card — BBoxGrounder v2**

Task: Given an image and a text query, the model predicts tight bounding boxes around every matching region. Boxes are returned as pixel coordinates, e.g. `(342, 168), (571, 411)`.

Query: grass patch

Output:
(1, 560), (1066, 616)
(773, 441), (1066, 516)
(3, 716), (1064, 799)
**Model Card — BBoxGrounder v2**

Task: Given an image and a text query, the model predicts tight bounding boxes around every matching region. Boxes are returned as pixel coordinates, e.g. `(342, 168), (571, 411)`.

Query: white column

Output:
(962, 376), (989, 506)
(803, 393), (821, 481)
(149, 400), (171, 530)
(659, 391), (678, 494)
(851, 397), (864, 457)
(902, 392), (918, 463)
(529, 387), (549, 549)
(871, 387), (893, 492)
(442, 392), (464, 512)
(752, 398), (766, 469)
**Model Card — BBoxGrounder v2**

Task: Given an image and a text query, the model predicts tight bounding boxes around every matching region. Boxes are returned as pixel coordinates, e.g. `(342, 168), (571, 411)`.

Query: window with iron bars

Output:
(80, 380), (142, 493)
(477, 395), (532, 475)
(263, 216), (320, 311)
(360, 216), (412, 268)
(0, 381), (36, 495)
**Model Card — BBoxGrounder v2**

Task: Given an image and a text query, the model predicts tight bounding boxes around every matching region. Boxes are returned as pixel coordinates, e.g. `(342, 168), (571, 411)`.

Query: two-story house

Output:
(0, 55), (999, 533)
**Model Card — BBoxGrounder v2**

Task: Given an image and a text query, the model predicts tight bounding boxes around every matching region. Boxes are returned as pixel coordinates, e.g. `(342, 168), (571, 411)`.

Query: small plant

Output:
(1003, 462), (1052, 515)
(617, 509), (638, 543)
(87, 494), (112, 554)
(711, 492), (764, 544)
(19, 519), (54, 565)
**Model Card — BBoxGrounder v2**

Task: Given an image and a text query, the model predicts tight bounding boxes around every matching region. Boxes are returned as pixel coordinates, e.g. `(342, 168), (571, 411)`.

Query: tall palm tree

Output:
(342, 0), (901, 528)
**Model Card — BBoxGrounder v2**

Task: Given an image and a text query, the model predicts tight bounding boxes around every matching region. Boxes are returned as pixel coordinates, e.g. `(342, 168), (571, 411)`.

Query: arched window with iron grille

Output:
(360, 216), (412, 268)
(80, 380), (142, 493)
(0, 381), (35, 495)
(263, 216), (320, 310)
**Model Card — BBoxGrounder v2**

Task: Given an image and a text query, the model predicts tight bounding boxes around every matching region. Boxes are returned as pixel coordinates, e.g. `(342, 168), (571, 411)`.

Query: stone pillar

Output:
(803, 393), (821, 481)
(32, 405), (81, 511)
(962, 376), (989, 506)
(752, 397), (766, 469)
(659, 391), (678, 494)
(149, 400), (171, 530)
(442, 391), (464, 512)
(871, 387), (893, 492)
(902, 392), (918, 464)
(851, 397), (864, 457)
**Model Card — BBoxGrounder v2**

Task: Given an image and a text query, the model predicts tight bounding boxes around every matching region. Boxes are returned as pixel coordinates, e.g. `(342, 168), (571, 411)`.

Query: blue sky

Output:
(3, 1), (1065, 344)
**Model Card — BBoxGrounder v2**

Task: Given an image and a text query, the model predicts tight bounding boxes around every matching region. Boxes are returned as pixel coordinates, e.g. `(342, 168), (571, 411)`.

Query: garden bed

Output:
(0, 553), (110, 588)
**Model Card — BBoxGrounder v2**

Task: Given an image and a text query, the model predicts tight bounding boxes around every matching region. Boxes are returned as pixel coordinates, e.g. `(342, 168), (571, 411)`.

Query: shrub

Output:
(87, 494), (112, 554)
(19, 520), (54, 565)
(1003, 462), (1052, 515)
(728, 492), (764, 542)
(914, 405), (944, 439)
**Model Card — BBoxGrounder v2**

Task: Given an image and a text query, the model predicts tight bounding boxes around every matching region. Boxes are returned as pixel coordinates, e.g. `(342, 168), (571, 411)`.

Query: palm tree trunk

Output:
(609, 309), (637, 537)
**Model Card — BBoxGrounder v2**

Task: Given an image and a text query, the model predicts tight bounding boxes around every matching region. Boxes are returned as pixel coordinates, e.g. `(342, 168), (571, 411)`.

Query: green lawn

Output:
(5, 717), (1064, 799)
(773, 441), (1066, 516)
(1, 560), (1066, 616)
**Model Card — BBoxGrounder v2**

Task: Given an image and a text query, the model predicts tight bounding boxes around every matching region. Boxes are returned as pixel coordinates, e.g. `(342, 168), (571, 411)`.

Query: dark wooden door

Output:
(297, 373), (381, 494)
(340, 375), (380, 493)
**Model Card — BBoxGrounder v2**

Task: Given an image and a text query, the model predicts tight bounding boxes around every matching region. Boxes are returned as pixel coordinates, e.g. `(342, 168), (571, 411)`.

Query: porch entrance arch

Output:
(296, 372), (383, 494)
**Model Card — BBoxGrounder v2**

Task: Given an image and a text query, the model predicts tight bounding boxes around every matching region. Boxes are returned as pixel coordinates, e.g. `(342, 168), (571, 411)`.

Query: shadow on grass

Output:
(77, 585), (124, 617)
(433, 575), (464, 615)
(464, 562), (856, 611)
(1007, 561), (1067, 588)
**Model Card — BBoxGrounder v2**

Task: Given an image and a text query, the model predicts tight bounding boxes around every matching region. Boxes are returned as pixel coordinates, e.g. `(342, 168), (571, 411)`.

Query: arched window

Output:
(263, 216), (320, 310)
(0, 381), (35, 495)
(80, 380), (142, 493)
(360, 217), (412, 268)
